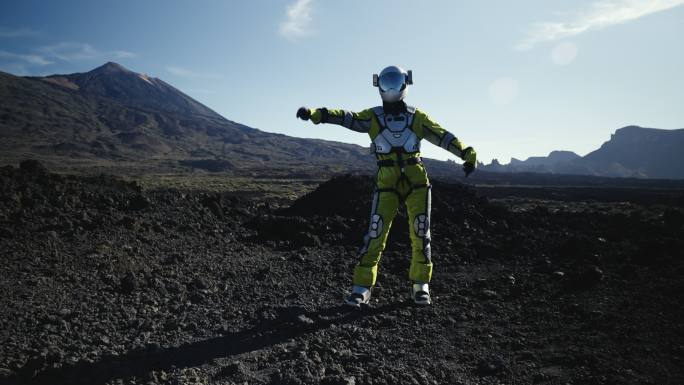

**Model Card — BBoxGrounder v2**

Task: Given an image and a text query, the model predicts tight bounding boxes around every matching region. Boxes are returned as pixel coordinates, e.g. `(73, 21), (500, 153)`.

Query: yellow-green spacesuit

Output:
(297, 65), (477, 306)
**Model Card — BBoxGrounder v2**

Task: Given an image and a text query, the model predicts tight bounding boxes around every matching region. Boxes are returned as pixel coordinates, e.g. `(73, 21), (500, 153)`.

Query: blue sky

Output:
(1, 0), (683, 164)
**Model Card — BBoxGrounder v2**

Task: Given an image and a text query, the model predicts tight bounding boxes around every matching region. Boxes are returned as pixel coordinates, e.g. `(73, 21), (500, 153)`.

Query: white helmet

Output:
(373, 66), (413, 103)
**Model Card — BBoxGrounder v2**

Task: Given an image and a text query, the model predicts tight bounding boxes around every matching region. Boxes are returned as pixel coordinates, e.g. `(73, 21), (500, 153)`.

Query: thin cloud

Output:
(112, 50), (137, 59)
(279, 0), (314, 41)
(0, 50), (53, 66)
(516, 0), (684, 50)
(0, 26), (39, 38)
(39, 42), (100, 61)
(166, 66), (221, 80)
(38, 42), (137, 62)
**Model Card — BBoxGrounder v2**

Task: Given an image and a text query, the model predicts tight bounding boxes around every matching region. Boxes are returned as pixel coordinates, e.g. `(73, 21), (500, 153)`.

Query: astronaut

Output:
(297, 66), (477, 307)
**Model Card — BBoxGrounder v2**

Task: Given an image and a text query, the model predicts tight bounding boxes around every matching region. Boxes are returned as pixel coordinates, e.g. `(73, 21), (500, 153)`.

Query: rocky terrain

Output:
(1, 160), (684, 385)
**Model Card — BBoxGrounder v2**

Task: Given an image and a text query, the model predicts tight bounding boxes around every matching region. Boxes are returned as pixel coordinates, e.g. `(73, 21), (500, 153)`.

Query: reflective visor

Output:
(378, 71), (406, 92)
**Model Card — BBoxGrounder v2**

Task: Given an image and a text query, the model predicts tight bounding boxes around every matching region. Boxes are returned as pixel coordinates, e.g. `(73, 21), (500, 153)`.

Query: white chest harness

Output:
(370, 105), (421, 154)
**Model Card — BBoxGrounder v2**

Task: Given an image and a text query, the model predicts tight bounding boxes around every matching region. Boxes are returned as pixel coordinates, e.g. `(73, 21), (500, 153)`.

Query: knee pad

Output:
(369, 214), (384, 239)
(413, 213), (430, 238)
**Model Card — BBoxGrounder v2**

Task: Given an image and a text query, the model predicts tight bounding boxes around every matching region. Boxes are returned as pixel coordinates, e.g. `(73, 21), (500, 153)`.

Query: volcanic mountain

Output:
(0, 62), (393, 176)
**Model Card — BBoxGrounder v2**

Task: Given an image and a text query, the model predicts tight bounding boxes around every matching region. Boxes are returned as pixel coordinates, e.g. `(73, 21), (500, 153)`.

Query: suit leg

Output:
(352, 189), (400, 287)
(405, 185), (432, 283)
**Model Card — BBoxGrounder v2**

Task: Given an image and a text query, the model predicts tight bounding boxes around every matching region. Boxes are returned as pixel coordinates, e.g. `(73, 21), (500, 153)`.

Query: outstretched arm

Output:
(418, 111), (477, 176)
(297, 107), (374, 133)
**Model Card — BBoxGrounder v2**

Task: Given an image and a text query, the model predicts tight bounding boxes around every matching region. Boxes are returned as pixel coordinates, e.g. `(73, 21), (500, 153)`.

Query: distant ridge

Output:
(481, 126), (684, 179)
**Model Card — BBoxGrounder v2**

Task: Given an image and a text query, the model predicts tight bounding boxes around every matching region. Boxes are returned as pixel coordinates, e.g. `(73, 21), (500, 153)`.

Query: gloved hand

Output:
(296, 107), (311, 121)
(462, 146), (477, 177)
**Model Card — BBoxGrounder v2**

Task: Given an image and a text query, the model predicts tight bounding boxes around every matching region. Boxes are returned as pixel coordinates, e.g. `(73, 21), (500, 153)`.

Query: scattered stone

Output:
(19, 159), (48, 175)
(516, 351), (536, 361)
(586, 265), (605, 283)
(568, 265), (604, 289)
(119, 272), (138, 294)
(322, 375), (356, 385)
(191, 277), (210, 291)
(477, 354), (506, 375)
(120, 216), (138, 230)
(505, 274), (516, 285)
(533, 258), (553, 273)
(189, 292), (206, 304)
(297, 314), (315, 325)
(128, 194), (151, 211)
(217, 361), (246, 377)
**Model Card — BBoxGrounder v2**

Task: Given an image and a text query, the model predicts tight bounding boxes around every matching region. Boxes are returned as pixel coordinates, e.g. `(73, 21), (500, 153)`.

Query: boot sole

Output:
(410, 289), (432, 306)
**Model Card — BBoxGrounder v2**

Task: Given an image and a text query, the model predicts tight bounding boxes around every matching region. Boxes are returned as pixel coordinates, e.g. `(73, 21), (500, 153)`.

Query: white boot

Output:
(411, 282), (431, 306)
(345, 285), (371, 307)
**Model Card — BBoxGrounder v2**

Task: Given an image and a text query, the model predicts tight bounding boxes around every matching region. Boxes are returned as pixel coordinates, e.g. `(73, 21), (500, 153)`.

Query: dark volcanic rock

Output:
(119, 272), (138, 294)
(266, 174), (492, 249)
(0, 164), (683, 385)
(567, 265), (604, 290)
(477, 354), (506, 376)
(19, 159), (48, 175)
(282, 174), (375, 218)
(128, 194), (151, 211)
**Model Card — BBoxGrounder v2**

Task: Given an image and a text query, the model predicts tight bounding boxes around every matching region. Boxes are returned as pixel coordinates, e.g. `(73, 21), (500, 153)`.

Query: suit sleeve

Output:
(310, 108), (374, 133)
(418, 111), (467, 159)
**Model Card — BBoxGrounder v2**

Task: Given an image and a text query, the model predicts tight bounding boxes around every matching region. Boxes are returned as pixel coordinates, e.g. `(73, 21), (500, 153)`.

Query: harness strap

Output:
(376, 157), (422, 167)
(407, 157), (422, 165)
(374, 183), (431, 201)
(375, 188), (398, 197)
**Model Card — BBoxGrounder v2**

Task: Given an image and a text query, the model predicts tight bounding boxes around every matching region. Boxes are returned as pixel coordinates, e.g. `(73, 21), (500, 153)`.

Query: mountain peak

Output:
(91, 61), (130, 74)
(55, 62), (223, 120)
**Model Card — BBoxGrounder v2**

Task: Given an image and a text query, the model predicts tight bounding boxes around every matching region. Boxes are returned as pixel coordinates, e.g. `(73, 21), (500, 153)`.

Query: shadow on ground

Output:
(14, 303), (409, 385)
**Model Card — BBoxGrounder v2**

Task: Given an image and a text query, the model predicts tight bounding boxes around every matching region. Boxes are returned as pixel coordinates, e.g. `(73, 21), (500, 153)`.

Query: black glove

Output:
(296, 107), (311, 121)
(463, 162), (475, 177)
(461, 146), (476, 177)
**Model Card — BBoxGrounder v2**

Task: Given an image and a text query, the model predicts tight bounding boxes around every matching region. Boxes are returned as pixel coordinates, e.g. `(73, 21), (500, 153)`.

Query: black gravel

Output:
(1, 161), (683, 384)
